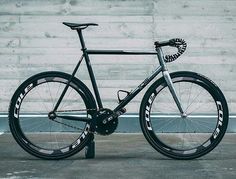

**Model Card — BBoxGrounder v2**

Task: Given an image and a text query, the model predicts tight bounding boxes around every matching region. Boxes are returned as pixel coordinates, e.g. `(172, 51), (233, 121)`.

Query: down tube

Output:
(113, 66), (162, 112)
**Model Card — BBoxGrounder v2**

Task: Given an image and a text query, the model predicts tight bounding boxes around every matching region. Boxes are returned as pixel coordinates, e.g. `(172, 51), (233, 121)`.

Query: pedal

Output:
(116, 108), (126, 116)
(117, 90), (130, 103)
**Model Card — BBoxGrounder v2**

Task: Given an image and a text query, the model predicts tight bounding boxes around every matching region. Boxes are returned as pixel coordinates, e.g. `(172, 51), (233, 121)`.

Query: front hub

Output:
(181, 113), (188, 119)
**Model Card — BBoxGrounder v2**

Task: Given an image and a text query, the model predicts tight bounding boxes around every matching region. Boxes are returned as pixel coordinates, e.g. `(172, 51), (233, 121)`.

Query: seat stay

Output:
(63, 22), (98, 30)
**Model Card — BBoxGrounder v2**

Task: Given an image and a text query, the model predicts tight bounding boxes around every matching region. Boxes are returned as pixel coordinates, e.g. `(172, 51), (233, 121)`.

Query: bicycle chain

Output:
(51, 108), (98, 133)
(51, 118), (84, 131)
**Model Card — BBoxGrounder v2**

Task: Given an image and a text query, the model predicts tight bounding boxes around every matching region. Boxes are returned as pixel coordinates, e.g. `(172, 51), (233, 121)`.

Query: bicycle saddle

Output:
(63, 22), (98, 30)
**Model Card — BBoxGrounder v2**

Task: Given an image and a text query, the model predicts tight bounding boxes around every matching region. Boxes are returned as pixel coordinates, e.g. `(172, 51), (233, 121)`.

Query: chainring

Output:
(95, 108), (118, 135)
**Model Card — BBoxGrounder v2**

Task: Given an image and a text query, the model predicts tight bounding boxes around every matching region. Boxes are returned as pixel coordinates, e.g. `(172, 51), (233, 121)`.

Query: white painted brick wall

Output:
(0, 0), (235, 115)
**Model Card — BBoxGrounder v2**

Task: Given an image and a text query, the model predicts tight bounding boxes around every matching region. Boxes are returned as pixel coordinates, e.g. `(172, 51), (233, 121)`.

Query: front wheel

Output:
(9, 71), (97, 159)
(139, 71), (228, 159)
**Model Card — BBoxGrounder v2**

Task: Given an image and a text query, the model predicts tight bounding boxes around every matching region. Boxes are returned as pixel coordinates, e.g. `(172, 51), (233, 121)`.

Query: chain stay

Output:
(56, 108), (97, 113)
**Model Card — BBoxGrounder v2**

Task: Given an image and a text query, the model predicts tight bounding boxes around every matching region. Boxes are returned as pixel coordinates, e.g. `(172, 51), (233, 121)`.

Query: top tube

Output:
(86, 50), (157, 55)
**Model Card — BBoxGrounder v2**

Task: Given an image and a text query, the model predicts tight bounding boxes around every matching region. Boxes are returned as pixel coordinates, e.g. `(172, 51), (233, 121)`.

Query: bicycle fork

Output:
(156, 47), (186, 117)
(163, 71), (186, 116)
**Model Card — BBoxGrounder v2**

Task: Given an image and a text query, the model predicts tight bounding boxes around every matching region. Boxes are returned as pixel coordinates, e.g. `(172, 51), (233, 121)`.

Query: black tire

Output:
(9, 71), (97, 159)
(139, 71), (228, 159)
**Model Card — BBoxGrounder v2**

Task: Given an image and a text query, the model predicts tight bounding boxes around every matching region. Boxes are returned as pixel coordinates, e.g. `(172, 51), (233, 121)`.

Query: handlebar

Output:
(154, 38), (187, 62)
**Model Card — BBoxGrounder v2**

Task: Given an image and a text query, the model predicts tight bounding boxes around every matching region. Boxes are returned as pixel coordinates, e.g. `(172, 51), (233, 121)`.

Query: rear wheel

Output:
(140, 71), (228, 159)
(9, 71), (97, 159)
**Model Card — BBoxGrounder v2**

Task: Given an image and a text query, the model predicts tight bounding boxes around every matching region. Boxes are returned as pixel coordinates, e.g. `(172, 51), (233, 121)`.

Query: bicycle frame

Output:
(53, 29), (184, 118)
(87, 49), (161, 112)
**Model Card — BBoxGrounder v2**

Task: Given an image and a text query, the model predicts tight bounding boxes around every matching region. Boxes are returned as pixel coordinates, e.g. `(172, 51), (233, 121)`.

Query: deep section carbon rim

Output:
(9, 72), (95, 159)
(140, 72), (228, 159)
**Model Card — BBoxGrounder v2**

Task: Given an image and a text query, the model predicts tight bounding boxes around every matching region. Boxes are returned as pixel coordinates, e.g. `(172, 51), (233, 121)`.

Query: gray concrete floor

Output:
(0, 133), (235, 179)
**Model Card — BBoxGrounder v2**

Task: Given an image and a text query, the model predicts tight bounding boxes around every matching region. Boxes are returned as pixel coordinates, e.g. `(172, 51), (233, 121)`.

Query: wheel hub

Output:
(181, 113), (188, 119)
(48, 111), (57, 120)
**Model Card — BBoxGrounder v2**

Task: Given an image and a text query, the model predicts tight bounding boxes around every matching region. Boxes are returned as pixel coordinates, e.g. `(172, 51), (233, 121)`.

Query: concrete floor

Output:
(0, 133), (235, 179)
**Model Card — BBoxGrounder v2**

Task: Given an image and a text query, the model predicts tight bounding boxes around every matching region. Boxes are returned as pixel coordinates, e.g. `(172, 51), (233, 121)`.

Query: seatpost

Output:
(77, 29), (86, 50)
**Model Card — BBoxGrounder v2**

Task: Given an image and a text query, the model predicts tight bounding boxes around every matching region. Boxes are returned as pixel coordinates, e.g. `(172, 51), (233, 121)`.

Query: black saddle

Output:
(63, 22), (98, 30)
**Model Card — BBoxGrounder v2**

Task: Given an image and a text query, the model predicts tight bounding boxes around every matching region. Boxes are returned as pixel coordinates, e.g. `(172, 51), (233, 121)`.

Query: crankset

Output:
(95, 108), (118, 135)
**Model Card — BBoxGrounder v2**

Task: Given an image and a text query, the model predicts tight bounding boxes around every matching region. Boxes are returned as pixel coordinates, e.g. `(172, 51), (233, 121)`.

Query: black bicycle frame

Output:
(53, 29), (183, 120)
(87, 49), (161, 112)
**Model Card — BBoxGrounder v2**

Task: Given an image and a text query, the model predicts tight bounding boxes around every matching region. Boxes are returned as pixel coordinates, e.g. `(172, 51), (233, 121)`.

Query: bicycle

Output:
(8, 22), (229, 160)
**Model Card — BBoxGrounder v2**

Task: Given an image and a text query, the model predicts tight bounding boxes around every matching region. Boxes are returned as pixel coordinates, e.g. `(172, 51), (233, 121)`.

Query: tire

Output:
(139, 71), (228, 159)
(9, 71), (97, 159)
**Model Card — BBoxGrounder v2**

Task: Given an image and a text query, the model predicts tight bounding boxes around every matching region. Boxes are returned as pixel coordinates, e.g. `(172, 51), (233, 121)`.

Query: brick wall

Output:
(0, 0), (235, 116)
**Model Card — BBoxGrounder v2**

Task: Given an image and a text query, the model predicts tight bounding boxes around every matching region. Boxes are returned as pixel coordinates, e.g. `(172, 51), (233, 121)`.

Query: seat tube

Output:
(84, 51), (103, 109)
(77, 30), (103, 109)
(156, 47), (184, 115)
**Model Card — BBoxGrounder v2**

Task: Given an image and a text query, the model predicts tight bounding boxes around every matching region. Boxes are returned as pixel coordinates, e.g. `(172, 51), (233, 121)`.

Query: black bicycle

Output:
(8, 22), (229, 160)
